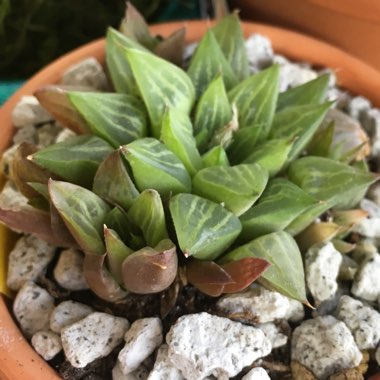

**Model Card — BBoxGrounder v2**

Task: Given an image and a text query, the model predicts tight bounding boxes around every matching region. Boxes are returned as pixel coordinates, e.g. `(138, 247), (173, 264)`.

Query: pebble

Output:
(284, 299), (305, 323)
(113, 361), (149, 380)
(257, 322), (288, 348)
(0, 180), (29, 210)
(347, 96), (371, 121)
(217, 284), (290, 323)
(305, 243), (342, 303)
(354, 199), (380, 238)
(61, 312), (129, 368)
(245, 34), (274, 70)
(147, 345), (184, 380)
(12, 95), (52, 127)
(351, 253), (380, 302)
(31, 330), (62, 360)
(336, 295), (380, 350)
(37, 122), (62, 148)
(166, 312), (271, 380)
(360, 108), (380, 157)
(55, 128), (76, 143)
(54, 248), (89, 290)
(13, 281), (55, 338)
(241, 367), (271, 380)
(50, 300), (94, 333)
(291, 315), (362, 380)
(12, 124), (37, 145)
(118, 318), (163, 375)
(61, 57), (108, 90)
(7, 234), (55, 291)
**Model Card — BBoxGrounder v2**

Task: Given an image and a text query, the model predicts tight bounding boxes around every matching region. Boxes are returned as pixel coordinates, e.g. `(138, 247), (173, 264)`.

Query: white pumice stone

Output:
(312, 286), (348, 318)
(352, 253), (380, 301)
(257, 322), (288, 348)
(7, 234), (55, 291)
(361, 108), (380, 156)
(54, 248), (88, 290)
(336, 295), (380, 350)
(37, 123), (62, 148)
(61, 312), (129, 368)
(347, 96), (371, 120)
(31, 330), (62, 360)
(305, 243), (342, 303)
(354, 200), (380, 238)
(147, 345), (185, 380)
(0, 181), (29, 210)
(55, 128), (76, 143)
(13, 281), (55, 338)
(118, 318), (163, 375)
(12, 95), (52, 127)
(61, 57), (108, 90)
(166, 312), (271, 380)
(12, 124), (37, 145)
(245, 34), (274, 69)
(277, 62), (318, 92)
(241, 367), (271, 380)
(113, 361), (149, 380)
(291, 315), (362, 380)
(284, 299), (305, 323)
(0, 144), (20, 177)
(217, 284), (290, 323)
(50, 300), (94, 333)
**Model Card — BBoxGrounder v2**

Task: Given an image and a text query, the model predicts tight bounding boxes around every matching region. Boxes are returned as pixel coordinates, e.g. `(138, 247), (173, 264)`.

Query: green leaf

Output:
(285, 201), (333, 236)
(212, 12), (250, 81)
(307, 120), (335, 157)
(49, 180), (111, 255)
(270, 102), (332, 162)
(119, 2), (157, 49)
(105, 27), (147, 94)
(220, 231), (308, 303)
(128, 189), (168, 247)
(122, 138), (191, 197)
(239, 178), (318, 242)
(228, 64), (280, 141)
(160, 108), (203, 176)
(31, 136), (113, 188)
(125, 47), (195, 137)
(227, 126), (260, 164)
(104, 226), (133, 284)
(242, 138), (294, 177)
(288, 156), (379, 209)
(93, 150), (139, 210)
(187, 30), (237, 97)
(68, 92), (148, 148)
(277, 74), (330, 111)
(193, 75), (232, 152)
(170, 194), (242, 260)
(202, 145), (230, 167)
(192, 164), (268, 216)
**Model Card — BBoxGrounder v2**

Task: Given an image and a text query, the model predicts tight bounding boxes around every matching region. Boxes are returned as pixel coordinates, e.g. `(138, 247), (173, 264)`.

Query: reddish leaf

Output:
(35, 86), (89, 134)
(122, 239), (178, 294)
(193, 283), (225, 297)
(154, 27), (186, 66)
(83, 253), (127, 302)
(221, 257), (271, 293)
(187, 260), (233, 285)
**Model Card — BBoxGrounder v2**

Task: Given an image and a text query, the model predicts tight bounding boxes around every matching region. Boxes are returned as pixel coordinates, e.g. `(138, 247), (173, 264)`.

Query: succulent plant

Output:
(1, 4), (378, 307)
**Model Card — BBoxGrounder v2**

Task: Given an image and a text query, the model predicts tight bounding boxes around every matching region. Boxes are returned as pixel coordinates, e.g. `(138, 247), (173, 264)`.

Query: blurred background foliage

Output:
(0, 0), (202, 78)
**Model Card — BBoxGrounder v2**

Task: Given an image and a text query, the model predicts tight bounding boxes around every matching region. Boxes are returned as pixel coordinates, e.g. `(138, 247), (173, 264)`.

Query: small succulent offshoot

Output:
(1, 4), (377, 308)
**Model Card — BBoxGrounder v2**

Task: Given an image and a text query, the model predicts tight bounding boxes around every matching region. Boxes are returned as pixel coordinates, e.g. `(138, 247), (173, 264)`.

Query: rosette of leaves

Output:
(1, 3), (377, 307)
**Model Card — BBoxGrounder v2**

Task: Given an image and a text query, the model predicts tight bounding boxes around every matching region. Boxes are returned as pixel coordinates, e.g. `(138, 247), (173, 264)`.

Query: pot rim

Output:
(1, 19), (380, 380)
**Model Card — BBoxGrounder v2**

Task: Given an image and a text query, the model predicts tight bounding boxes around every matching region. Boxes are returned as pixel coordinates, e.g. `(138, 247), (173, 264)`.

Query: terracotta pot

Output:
(1, 20), (380, 380)
(233, 0), (380, 72)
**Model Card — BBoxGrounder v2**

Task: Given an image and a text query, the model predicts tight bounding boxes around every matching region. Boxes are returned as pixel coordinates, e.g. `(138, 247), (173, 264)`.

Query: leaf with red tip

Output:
(122, 239), (177, 294)
(193, 283), (225, 297)
(221, 258), (270, 293)
(154, 27), (186, 66)
(35, 86), (89, 134)
(83, 252), (128, 302)
(187, 260), (233, 285)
